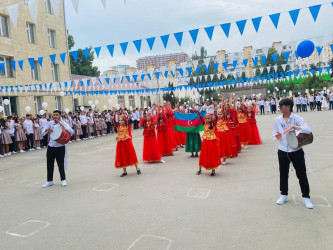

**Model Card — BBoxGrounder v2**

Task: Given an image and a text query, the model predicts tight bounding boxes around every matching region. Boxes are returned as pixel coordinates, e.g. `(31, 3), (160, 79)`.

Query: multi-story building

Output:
(0, 0), (71, 117)
(136, 52), (190, 71)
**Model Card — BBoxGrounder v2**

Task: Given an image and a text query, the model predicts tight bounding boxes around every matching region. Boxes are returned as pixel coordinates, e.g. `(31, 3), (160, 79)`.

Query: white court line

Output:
(27, 180), (45, 188)
(140, 164), (155, 169)
(292, 195), (332, 208)
(92, 183), (119, 192)
(127, 235), (173, 250)
(186, 188), (211, 199)
(6, 220), (50, 238)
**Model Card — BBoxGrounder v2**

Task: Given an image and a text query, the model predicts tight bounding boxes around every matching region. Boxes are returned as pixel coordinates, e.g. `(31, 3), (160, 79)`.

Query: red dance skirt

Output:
(179, 131), (186, 145)
(248, 122), (262, 145)
(143, 135), (162, 163)
(199, 139), (221, 170)
(168, 126), (178, 149)
(233, 127), (242, 152)
(115, 139), (138, 168)
(238, 123), (252, 144)
(157, 130), (173, 156)
(174, 131), (182, 146)
(216, 131), (235, 159)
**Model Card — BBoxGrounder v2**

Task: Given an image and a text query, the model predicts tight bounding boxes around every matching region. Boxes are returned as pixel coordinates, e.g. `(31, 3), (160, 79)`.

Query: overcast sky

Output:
(64, 0), (333, 73)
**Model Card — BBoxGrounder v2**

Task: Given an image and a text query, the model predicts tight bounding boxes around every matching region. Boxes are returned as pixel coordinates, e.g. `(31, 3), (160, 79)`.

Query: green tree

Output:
(162, 82), (179, 107)
(68, 33), (100, 77)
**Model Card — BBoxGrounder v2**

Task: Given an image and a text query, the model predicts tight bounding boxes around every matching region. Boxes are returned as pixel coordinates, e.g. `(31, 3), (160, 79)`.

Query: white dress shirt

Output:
(39, 118), (48, 129)
(42, 120), (74, 147)
(308, 96), (314, 102)
(24, 120), (34, 134)
(80, 115), (87, 125)
(272, 113), (312, 152)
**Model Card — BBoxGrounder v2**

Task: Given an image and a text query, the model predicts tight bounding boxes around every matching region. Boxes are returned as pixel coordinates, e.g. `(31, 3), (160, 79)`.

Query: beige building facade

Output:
(0, 0), (71, 117)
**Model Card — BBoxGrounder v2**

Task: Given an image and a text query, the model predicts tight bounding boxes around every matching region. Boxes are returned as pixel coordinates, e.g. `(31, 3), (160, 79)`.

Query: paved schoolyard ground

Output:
(0, 110), (332, 250)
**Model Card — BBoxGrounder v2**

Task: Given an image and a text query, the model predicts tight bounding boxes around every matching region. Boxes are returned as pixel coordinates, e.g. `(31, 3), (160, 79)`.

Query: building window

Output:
(51, 64), (59, 81)
(45, 0), (53, 14)
(0, 15), (9, 37)
(0, 56), (15, 78)
(34, 96), (42, 113)
(48, 29), (56, 48)
(129, 95), (135, 108)
(55, 96), (62, 111)
(117, 95), (124, 105)
(31, 61), (40, 80)
(26, 22), (36, 44)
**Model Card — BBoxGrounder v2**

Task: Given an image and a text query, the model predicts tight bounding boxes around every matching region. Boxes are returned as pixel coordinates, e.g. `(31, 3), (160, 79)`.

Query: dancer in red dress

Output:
(237, 105), (252, 149)
(215, 108), (237, 164)
(114, 115), (141, 177)
(197, 113), (221, 176)
(139, 111), (164, 163)
(225, 104), (239, 157)
(246, 105), (262, 145)
(165, 102), (178, 151)
(156, 107), (173, 156)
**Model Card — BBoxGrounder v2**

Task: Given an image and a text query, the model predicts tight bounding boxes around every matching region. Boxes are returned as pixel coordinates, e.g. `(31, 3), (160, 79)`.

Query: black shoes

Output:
(120, 173), (127, 177)
(196, 171), (201, 175)
(137, 169), (141, 175)
(211, 172), (216, 176)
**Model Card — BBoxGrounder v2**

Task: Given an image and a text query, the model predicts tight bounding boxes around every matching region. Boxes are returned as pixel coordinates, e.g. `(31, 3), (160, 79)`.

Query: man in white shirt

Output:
(308, 94), (315, 111)
(315, 93), (322, 111)
(106, 111), (111, 134)
(79, 111), (87, 139)
(258, 99), (265, 115)
(23, 114), (35, 151)
(6, 116), (16, 154)
(41, 110), (74, 188)
(133, 109), (140, 129)
(301, 95), (308, 112)
(272, 98), (313, 209)
(295, 95), (302, 112)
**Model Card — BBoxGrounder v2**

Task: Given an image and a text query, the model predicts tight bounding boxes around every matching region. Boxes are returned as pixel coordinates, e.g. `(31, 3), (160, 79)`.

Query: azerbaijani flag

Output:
(174, 111), (206, 133)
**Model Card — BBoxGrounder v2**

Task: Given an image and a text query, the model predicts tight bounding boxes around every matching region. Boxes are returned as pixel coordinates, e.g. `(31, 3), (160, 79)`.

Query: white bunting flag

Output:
(203, 58), (211, 67)
(273, 65), (278, 71)
(281, 64), (287, 71)
(192, 60), (199, 69)
(101, 0), (106, 8)
(275, 44), (283, 55)
(7, 4), (19, 28)
(71, 0), (80, 14)
(19, 86), (23, 95)
(262, 47), (269, 57)
(50, 0), (61, 18)
(28, 0), (39, 23)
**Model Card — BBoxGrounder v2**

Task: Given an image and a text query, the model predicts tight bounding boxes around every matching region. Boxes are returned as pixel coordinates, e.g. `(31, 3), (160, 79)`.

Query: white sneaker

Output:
(42, 181), (54, 188)
(61, 180), (67, 187)
(12, 151), (17, 154)
(244, 145), (248, 149)
(32, 148), (36, 151)
(36, 147), (41, 150)
(303, 198), (314, 209)
(68, 141), (72, 143)
(222, 159), (227, 165)
(276, 195), (288, 205)
(7, 152), (11, 156)
(161, 160), (165, 163)
(20, 150), (25, 153)
(4, 154), (7, 157)
(0, 154), (4, 158)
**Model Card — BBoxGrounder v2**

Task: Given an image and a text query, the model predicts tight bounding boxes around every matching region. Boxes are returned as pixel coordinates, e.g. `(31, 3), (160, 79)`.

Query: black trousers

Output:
(302, 104), (307, 112)
(47, 146), (66, 181)
(9, 136), (16, 152)
(81, 125), (87, 139)
(260, 105), (265, 115)
(42, 134), (48, 147)
(316, 101), (321, 111)
(296, 104), (302, 112)
(106, 122), (111, 134)
(271, 104), (276, 114)
(278, 149), (310, 198)
(309, 102), (314, 111)
(134, 120), (139, 129)
(26, 133), (34, 149)
(329, 101), (333, 110)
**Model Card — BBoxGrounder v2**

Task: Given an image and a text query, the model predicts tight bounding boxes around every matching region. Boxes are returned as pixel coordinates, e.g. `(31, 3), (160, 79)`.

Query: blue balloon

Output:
(297, 40), (315, 58)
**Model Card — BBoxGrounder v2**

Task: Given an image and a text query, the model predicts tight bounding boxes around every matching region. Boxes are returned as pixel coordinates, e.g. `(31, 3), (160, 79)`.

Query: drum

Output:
(50, 126), (71, 145)
(286, 132), (313, 149)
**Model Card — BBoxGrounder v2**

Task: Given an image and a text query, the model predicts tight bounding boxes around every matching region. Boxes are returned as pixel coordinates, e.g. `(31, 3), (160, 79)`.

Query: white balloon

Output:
(130, 106), (133, 110)
(0, 106), (3, 112)
(80, 106), (85, 111)
(91, 104), (95, 109)
(65, 108), (70, 114)
(88, 101), (93, 106)
(59, 91), (65, 97)
(42, 102), (48, 108)
(108, 99), (112, 104)
(95, 100), (99, 105)
(25, 106), (31, 112)
(233, 93), (235, 96)
(3, 99), (10, 105)
(103, 105), (107, 110)
(39, 110), (45, 115)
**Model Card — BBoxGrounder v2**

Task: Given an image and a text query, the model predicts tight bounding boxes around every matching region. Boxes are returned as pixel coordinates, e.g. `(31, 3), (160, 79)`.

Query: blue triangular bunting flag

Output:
(236, 20), (247, 35)
(160, 34), (169, 49)
(316, 46), (323, 55)
(38, 56), (43, 67)
(141, 74), (145, 81)
(269, 13), (280, 29)
(120, 42), (128, 55)
(203, 65), (209, 73)
(330, 44), (333, 53)
(212, 63), (218, 72)
(59, 52), (66, 64)
(133, 75), (138, 82)
(178, 68), (184, 77)
(174, 32), (183, 46)
(186, 67), (192, 75)
(9, 61), (16, 71)
(261, 56), (267, 65)
(189, 29), (199, 44)
(251, 17), (262, 32)
(232, 60), (238, 69)
(107, 44), (114, 57)
(146, 37), (155, 50)
(18, 60), (24, 70)
(133, 40), (142, 53)
(252, 57), (258, 67)
(289, 9), (300, 26)
(295, 50), (299, 60)
(28, 58), (35, 70)
(70, 51), (78, 62)
(220, 23), (231, 38)
(49, 54), (56, 65)
(0, 62), (5, 73)
(83, 48), (90, 60)
(95, 47), (101, 58)
(222, 62), (228, 70)
(243, 59), (248, 67)
(283, 51), (291, 62)
(309, 5), (321, 22)
(155, 72), (160, 79)
(271, 54), (279, 63)
(164, 71), (169, 78)
(204, 26), (215, 41)
(196, 66), (201, 74)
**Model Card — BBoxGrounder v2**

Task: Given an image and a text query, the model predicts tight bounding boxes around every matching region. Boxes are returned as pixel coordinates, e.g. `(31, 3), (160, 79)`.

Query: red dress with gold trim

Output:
(226, 112), (239, 157)
(114, 125), (138, 168)
(247, 110), (262, 145)
(215, 118), (237, 158)
(237, 112), (252, 145)
(199, 124), (221, 170)
(156, 115), (173, 156)
(141, 118), (162, 163)
(166, 110), (178, 149)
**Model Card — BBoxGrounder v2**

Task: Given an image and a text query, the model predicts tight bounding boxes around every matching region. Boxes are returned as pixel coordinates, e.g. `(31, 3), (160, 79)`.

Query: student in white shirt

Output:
(308, 94), (315, 111)
(79, 111), (88, 139)
(315, 93), (322, 111)
(301, 95), (308, 112)
(272, 98), (313, 209)
(23, 114), (35, 151)
(41, 110), (74, 188)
